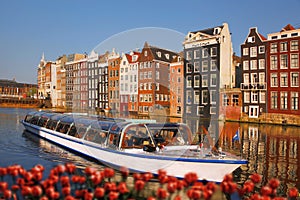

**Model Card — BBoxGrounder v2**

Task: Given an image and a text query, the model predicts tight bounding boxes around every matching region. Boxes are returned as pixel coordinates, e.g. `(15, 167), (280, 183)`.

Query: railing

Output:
(241, 82), (266, 90)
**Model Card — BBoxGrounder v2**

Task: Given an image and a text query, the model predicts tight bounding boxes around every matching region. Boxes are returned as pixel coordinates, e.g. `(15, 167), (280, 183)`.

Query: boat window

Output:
(38, 117), (48, 127)
(68, 126), (77, 137)
(46, 120), (58, 130)
(25, 114), (34, 123)
(56, 123), (70, 134)
(30, 116), (40, 125)
(122, 125), (152, 148)
(151, 128), (185, 146)
(108, 133), (121, 148)
(84, 128), (100, 142)
(178, 124), (193, 144)
(77, 127), (87, 138)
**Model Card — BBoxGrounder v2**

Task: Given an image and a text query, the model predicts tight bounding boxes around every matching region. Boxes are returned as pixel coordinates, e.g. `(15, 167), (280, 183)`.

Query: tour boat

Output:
(21, 111), (247, 182)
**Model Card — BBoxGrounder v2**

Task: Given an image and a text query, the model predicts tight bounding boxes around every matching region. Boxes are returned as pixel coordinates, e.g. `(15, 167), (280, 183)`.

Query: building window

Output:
(243, 48), (249, 56)
(280, 55), (288, 69)
(194, 75), (200, 87)
(259, 46), (265, 54)
(202, 75), (208, 87)
(280, 42), (288, 52)
(210, 90), (217, 104)
(250, 47), (257, 57)
(270, 56), (278, 70)
(280, 92), (288, 110)
(271, 43), (277, 53)
(211, 59), (217, 71)
(223, 94), (229, 106)
(210, 107), (216, 114)
(186, 106), (191, 113)
(186, 51), (192, 60)
(202, 48), (209, 58)
(244, 106), (249, 113)
(156, 83), (159, 91)
(271, 92), (278, 109)
(194, 50), (200, 59)
(176, 106), (181, 114)
(247, 36), (255, 43)
(244, 92), (250, 103)
(260, 92), (266, 103)
(144, 51), (147, 57)
(197, 106), (204, 116)
(211, 47), (217, 57)
(202, 90), (209, 104)
(291, 72), (299, 87)
(291, 54), (299, 68)
(291, 92), (299, 110)
(186, 63), (192, 73)
(202, 60), (208, 72)
(250, 60), (257, 70)
(271, 73), (278, 87)
(280, 73), (288, 87)
(156, 71), (160, 80)
(194, 61), (200, 72)
(194, 91), (200, 104)
(259, 59), (265, 69)
(291, 40), (299, 51)
(211, 74), (217, 87)
(243, 73), (249, 84)
(259, 73), (265, 84)
(251, 91), (258, 103)
(186, 90), (192, 104)
(233, 94), (239, 106)
(243, 61), (249, 70)
(186, 76), (192, 88)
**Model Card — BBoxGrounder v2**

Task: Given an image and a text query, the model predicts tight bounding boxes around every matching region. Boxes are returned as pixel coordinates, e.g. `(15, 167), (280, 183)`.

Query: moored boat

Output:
(21, 111), (247, 182)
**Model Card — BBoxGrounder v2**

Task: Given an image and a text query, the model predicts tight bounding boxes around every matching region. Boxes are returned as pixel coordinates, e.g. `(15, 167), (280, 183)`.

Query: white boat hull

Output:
(22, 121), (245, 182)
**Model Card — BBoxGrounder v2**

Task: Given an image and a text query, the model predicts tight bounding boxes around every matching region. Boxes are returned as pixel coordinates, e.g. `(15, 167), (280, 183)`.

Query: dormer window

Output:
(165, 54), (169, 59)
(157, 52), (161, 58)
(214, 28), (221, 35)
(144, 51), (147, 56)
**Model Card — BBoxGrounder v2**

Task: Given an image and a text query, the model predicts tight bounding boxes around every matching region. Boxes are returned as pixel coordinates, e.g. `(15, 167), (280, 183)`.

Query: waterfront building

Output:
(267, 24), (300, 116)
(55, 55), (67, 108)
(108, 50), (121, 113)
(183, 23), (233, 135)
(65, 53), (86, 110)
(240, 27), (267, 118)
(97, 51), (110, 111)
(138, 42), (178, 115)
(120, 51), (140, 116)
(170, 54), (184, 117)
(0, 79), (37, 99)
(87, 50), (99, 111)
(37, 53), (47, 99)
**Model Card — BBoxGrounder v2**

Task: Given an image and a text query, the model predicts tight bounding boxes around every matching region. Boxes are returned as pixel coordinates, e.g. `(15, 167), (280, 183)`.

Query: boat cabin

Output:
(24, 111), (194, 152)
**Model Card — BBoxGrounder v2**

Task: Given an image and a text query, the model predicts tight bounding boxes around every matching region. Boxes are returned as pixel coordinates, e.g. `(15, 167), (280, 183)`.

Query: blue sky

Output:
(0, 0), (300, 83)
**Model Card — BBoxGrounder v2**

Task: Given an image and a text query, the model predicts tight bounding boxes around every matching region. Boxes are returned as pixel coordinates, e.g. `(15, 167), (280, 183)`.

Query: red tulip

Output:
(71, 175), (80, 183)
(40, 196), (49, 200)
(268, 178), (280, 189)
(156, 187), (169, 199)
(158, 169), (167, 177)
(143, 172), (153, 182)
(147, 197), (156, 200)
(65, 195), (75, 200)
(104, 167), (115, 178)
(261, 186), (272, 196)
(117, 182), (129, 194)
(31, 164), (45, 173)
(0, 181), (8, 191)
(135, 180), (145, 191)
(167, 181), (177, 193)
(56, 164), (66, 174)
(104, 182), (117, 192)
(91, 171), (103, 185)
(75, 189), (87, 198)
(11, 184), (20, 191)
(16, 178), (25, 186)
(184, 172), (198, 185)
(32, 185), (43, 197)
(133, 173), (142, 180)
(94, 187), (105, 198)
(24, 171), (34, 182)
(84, 191), (94, 200)
(223, 174), (233, 182)
(108, 191), (119, 200)
(3, 189), (12, 199)
(0, 167), (7, 176)
(60, 175), (70, 187)
(21, 186), (33, 196)
(250, 173), (261, 184)
(65, 163), (76, 174)
(158, 174), (169, 184)
(79, 176), (86, 184)
(288, 187), (299, 198)
(206, 182), (217, 193)
(120, 166), (129, 179)
(33, 171), (43, 181)
(85, 167), (97, 176)
(174, 195), (181, 200)
(243, 180), (255, 193)
(62, 186), (71, 196)
(176, 180), (187, 190)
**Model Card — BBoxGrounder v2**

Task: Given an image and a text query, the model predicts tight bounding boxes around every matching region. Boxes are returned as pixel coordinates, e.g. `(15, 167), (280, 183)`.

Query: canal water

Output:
(0, 107), (299, 196)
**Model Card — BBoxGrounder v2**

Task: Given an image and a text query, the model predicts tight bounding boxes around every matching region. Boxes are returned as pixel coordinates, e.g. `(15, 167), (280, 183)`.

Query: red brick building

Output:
(108, 57), (121, 113)
(267, 24), (300, 115)
(138, 42), (178, 115)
